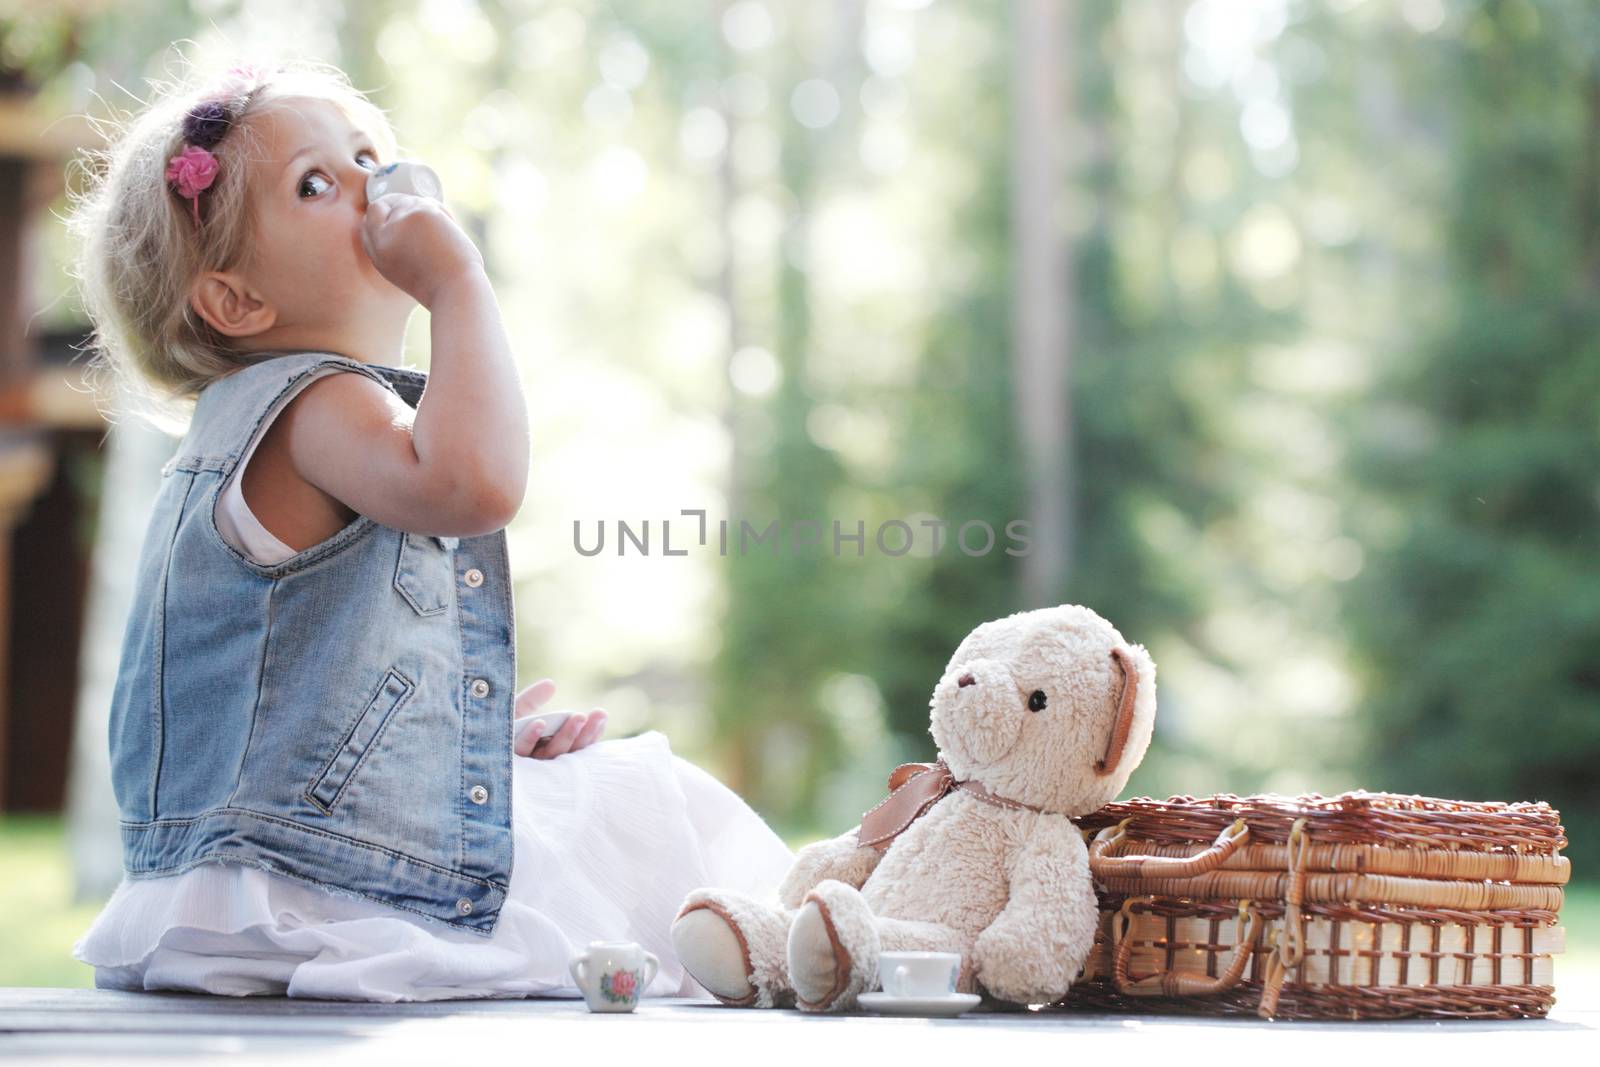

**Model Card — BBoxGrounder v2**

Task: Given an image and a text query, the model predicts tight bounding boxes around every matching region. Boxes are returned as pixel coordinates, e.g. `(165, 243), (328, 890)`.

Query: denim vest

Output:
(108, 351), (516, 935)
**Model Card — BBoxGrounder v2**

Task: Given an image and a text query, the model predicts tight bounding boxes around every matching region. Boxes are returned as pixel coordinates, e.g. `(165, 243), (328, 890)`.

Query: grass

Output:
(1, 814), (109, 988)
(1, 814), (1595, 996)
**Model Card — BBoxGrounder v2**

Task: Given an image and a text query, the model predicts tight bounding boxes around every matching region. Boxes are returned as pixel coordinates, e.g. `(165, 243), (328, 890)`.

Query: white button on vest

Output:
(469, 785), (488, 804)
(470, 678), (490, 698)
(456, 897), (474, 916)
(464, 568), (484, 588)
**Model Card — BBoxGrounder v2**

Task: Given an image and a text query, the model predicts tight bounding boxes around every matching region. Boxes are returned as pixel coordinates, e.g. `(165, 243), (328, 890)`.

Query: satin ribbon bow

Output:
(857, 759), (1041, 851)
(856, 760), (958, 851)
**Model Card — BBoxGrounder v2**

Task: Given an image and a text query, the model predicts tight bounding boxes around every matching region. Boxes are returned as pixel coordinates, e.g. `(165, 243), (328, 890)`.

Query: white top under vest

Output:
(75, 367), (795, 1000)
(210, 366), (339, 565)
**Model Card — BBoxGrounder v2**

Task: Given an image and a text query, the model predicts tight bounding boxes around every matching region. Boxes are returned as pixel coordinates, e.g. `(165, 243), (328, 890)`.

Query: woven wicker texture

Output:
(1051, 790), (1567, 1021)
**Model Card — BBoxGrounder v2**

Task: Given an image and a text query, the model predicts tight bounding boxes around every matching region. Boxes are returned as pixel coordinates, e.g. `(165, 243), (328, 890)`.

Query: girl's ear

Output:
(190, 271), (276, 337)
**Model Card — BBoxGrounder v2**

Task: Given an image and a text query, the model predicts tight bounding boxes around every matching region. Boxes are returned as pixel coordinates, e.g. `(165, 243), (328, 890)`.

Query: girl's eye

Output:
(1028, 690), (1048, 712)
(298, 151), (381, 198)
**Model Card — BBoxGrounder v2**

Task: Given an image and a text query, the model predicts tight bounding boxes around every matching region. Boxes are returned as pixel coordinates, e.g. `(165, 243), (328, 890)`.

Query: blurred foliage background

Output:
(2, 0), (1596, 986)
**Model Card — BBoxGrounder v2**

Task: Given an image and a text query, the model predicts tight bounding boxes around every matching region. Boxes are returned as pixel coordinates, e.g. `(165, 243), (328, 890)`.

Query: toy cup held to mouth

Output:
(367, 160), (443, 203)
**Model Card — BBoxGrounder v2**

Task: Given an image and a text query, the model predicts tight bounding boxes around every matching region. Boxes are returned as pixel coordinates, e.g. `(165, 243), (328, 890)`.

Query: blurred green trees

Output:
(1339, 0), (1600, 873)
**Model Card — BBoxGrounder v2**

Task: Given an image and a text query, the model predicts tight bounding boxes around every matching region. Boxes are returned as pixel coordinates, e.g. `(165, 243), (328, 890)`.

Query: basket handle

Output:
(1111, 897), (1262, 997)
(1089, 817), (1250, 879)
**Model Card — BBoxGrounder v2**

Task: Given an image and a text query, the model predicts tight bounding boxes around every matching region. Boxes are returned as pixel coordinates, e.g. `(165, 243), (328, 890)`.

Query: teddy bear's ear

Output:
(1094, 646), (1141, 778)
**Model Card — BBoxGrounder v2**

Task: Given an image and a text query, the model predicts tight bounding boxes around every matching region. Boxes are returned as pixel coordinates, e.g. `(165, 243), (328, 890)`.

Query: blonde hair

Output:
(64, 55), (401, 435)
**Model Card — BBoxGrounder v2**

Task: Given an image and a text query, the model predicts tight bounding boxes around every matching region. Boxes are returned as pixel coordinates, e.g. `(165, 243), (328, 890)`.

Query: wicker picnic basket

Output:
(1054, 791), (1568, 1021)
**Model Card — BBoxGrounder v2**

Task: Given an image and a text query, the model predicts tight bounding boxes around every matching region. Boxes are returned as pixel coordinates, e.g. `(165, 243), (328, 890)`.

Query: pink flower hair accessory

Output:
(166, 144), (220, 227)
(166, 65), (270, 228)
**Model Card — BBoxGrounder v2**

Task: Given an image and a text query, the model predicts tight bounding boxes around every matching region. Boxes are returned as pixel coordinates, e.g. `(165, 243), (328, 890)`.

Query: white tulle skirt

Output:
(73, 731), (794, 1001)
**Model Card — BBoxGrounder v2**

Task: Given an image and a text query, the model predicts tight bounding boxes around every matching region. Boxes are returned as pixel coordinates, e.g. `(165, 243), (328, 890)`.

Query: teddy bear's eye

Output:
(1028, 689), (1048, 712)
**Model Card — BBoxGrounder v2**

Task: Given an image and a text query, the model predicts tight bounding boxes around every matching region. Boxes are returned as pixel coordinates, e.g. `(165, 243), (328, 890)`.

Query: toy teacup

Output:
(570, 940), (659, 1013)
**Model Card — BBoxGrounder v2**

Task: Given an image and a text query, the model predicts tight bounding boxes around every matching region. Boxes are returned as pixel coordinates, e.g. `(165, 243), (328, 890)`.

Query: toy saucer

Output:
(857, 992), (981, 1017)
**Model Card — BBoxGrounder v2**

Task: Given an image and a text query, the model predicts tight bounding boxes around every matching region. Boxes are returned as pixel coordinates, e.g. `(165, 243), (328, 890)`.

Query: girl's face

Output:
(233, 96), (413, 348)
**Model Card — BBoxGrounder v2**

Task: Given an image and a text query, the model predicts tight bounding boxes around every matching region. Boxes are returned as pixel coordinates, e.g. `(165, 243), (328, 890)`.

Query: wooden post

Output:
(0, 95), (103, 811)
(1010, 0), (1073, 605)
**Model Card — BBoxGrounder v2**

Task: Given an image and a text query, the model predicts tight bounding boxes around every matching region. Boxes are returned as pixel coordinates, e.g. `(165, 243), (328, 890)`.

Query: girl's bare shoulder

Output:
(276, 368), (503, 537)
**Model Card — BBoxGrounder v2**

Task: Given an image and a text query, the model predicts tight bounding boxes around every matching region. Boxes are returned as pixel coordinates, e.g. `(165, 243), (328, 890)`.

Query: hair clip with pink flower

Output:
(166, 145), (220, 227)
(166, 67), (269, 227)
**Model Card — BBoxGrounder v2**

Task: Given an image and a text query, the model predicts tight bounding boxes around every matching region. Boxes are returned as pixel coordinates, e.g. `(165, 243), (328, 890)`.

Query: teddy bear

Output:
(669, 602), (1157, 1012)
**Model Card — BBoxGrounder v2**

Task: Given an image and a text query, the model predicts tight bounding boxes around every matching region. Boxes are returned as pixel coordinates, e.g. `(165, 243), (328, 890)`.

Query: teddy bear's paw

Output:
(776, 832), (882, 909)
(788, 880), (879, 1012)
(973, 938), (1066, 1007)
(672, 892), (795, 1008)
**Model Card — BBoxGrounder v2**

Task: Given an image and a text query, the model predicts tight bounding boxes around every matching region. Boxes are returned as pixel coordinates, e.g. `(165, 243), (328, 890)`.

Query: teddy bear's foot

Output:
(672, 891), (795, 1008)
(788, 879), (880, 1013)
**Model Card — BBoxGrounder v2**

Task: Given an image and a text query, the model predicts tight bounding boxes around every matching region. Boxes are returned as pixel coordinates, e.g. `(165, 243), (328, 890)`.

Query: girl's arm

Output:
(409, 266), (529, 528)
(284, 370), (517, 537)
(372, 193), (530, 526)
(284, 195), (529, 537)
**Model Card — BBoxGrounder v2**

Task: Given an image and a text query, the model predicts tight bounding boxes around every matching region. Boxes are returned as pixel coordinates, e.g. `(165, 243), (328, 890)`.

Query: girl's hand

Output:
(360, 193), (485, 309)
(512, 678), (609, 759)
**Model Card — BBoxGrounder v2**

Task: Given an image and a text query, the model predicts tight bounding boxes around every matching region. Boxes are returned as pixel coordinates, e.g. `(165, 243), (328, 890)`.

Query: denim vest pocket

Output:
(305, 667), (417, 814)
(394, 532), (455, 616)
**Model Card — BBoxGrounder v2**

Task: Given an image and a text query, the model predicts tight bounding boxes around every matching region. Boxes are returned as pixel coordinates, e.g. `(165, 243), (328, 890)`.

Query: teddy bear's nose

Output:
(957, 672), (976, 688)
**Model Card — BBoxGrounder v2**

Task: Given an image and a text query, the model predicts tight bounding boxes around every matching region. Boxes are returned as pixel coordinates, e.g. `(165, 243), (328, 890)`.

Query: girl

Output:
(66, 58), (793, 1001)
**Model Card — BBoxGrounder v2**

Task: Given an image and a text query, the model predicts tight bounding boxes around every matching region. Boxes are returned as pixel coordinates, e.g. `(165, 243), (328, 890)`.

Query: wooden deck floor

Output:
(2, 986), (1594, 1064)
